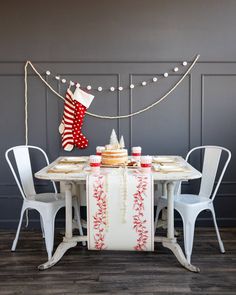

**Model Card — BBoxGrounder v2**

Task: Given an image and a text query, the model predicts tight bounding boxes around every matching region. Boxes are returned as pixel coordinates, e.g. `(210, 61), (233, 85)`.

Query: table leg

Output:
(72, 183), (87, 233)
(162, 181), (200, 273)
(155, 181), (168, 230)
(156, 182), (179, 236)
(38, 182), (77, 270)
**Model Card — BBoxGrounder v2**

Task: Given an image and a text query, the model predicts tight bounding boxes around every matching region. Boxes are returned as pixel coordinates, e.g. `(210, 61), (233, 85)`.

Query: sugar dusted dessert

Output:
(101, 146), (128, 166)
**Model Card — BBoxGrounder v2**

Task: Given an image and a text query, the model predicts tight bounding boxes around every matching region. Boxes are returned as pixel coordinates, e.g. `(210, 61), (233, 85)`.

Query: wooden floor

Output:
(0, 228), (236, 295)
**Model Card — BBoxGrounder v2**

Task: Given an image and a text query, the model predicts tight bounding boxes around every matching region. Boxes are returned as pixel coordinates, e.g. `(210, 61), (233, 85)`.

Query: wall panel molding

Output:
(201, 73), (236, 185)
(201, 73), (236, 145)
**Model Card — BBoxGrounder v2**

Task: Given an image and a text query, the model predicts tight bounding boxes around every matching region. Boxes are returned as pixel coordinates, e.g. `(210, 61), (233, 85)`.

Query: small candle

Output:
(140, 155), (152, 172)
(96, 146), (105, 156)
(131, 146), (142, 162)
(89, 155), (101, 171)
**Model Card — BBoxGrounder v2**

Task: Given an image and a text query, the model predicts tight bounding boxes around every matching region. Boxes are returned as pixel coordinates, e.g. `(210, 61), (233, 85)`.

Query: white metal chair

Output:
(5, 145), (84, 259)
(154, 146), (231, 263)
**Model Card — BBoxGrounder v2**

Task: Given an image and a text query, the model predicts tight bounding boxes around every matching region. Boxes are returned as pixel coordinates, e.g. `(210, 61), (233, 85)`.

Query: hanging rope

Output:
(24, 55), (200, 143)
(24, 62), (29, 145)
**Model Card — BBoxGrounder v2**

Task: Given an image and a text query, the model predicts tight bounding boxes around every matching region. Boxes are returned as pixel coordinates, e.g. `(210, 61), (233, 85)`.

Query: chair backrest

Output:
(5, 145), (57, 200)
(186, 146), (231, 200)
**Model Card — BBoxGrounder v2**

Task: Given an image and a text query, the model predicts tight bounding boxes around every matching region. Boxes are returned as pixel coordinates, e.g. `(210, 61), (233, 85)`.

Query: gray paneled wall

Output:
(0, 0), (236, 227)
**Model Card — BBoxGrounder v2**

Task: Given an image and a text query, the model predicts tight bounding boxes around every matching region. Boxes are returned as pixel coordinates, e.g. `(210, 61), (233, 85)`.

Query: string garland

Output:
(43, 61), (188, 92)
(24, 54), (199, 144)
(29, 58), (190, 94)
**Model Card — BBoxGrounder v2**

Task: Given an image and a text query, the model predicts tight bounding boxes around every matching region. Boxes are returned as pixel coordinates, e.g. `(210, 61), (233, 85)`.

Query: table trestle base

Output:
(38, 241), (77, 270)
(162, 241), (200, 273)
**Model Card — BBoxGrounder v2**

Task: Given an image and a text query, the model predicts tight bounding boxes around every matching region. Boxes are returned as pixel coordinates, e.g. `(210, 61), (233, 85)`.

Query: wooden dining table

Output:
(35, 155), (201, 272)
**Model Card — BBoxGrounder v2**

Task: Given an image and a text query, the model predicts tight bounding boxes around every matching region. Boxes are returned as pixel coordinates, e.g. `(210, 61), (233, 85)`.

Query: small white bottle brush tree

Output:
(119, 136), (125, 149)
(110, 129), (121, 149)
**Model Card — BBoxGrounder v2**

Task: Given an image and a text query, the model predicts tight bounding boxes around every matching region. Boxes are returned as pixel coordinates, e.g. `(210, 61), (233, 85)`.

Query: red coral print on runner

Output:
(133, 175), (149, 251)
(92, 174), (107, 250)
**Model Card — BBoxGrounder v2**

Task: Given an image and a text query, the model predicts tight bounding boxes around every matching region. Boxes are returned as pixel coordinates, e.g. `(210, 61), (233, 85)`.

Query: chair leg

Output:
(40, 215), (45, 238)
(25, 209), (29, 228)
(11, 207), (25, 251)
(182, 217), (195, 264)
(154, 202), (166, 232)
(73, 198), (86, 246)
(211, 207), (225, 253)
(41, 212), (55, 260)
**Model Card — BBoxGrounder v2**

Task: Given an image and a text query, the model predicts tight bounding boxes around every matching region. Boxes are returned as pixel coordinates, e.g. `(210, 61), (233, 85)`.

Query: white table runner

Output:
(86, 169), (154, 251)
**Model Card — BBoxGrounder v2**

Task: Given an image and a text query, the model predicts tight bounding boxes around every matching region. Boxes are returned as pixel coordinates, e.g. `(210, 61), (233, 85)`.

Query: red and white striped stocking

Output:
(59, 89), (75, 151)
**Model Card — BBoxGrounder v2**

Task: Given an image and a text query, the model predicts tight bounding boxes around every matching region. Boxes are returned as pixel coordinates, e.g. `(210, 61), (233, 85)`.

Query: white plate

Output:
(152, 156), (175, 163)
(48, 164), (83, 174)
(52, 164), (83, 171)
(161, 163), (184, 167)
(59, 157), (88, 163)
(160, 166), (188, 172)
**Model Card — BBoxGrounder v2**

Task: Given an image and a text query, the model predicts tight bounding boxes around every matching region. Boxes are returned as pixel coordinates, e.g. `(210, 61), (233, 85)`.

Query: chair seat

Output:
(27, 193), (65, 204)
(175, 194), (211, 206)
(161, 194), (211, 206)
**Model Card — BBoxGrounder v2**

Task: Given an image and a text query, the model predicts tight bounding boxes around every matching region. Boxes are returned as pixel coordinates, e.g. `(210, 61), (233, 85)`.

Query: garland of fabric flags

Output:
(24, 54), (200, 149)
